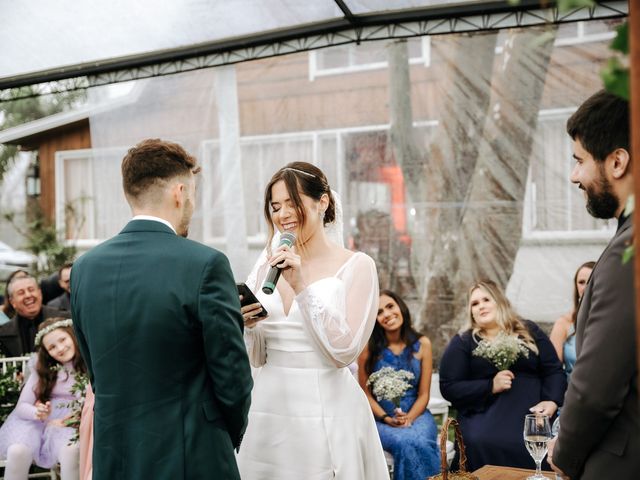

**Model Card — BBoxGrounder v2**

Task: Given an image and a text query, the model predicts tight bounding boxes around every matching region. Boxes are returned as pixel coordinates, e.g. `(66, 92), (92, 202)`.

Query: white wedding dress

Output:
(237, 251), (388, 480)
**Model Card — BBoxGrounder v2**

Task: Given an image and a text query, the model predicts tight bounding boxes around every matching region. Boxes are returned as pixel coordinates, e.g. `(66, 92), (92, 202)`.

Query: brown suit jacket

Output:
(554, 215), (639, 479)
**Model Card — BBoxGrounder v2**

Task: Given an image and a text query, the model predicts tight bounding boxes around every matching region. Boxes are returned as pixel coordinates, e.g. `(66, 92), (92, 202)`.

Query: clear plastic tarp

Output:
(7, 18), (622, 360)
(344, 0), (486, 14)
(0, 0), (342, 81)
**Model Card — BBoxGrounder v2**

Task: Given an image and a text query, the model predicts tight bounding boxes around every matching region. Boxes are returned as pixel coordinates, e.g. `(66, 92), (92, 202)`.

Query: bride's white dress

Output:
(237, 251), (388, 479)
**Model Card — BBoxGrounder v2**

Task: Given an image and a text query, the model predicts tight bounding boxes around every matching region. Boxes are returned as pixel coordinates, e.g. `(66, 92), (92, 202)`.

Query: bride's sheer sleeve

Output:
(295, 252), (379, 367)
(243, 259), (268, 368)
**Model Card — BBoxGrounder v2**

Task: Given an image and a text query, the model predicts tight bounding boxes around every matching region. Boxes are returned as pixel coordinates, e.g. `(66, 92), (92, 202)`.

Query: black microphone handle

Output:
(262, 264), (282, 295)
(261, 232), (297, 295)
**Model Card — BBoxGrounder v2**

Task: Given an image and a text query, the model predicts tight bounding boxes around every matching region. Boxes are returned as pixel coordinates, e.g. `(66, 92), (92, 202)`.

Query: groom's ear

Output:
(169, 180), (186, 208)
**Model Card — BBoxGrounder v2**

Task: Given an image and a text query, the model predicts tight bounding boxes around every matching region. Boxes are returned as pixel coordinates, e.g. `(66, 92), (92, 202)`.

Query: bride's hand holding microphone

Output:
(268, 243), (305, 294)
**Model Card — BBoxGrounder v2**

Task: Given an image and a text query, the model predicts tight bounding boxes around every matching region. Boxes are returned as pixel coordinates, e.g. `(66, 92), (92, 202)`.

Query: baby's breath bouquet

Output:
(366, 367), (414, 409)
(472, 332), (530, 371)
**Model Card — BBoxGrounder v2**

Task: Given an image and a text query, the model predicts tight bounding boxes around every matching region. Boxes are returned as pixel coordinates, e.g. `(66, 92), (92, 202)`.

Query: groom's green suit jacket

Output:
(71, 220), (253, 480)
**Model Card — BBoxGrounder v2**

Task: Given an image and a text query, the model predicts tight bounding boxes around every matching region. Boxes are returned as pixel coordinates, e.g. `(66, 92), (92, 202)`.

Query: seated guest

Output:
(0, 317), (85, 479)
(39, 272), (64, 306)
(0, 275), (70, 357)
(46, 264), (72, 312)
(358, 290), (440, 480)
(1, 270), (29, 326)
(439, 280), (566, 471)
(550, 261), (594, 378)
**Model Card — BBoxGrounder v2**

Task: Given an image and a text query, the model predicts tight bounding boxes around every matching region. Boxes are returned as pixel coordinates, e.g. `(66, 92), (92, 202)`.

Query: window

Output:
(56, 147), (130, 244)
(523, 109), (615, 238)
(495, 19), (618, 54)
(201, 133), (340, 244)
(309, 37), (430, 80)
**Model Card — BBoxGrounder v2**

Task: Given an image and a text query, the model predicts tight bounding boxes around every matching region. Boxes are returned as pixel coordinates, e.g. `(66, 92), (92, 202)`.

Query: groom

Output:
(548, 91), (639, 478)
(71, 139), (253, 480)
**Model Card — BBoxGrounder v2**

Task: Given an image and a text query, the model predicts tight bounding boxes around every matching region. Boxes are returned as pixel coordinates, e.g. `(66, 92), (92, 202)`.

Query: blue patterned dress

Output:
(372, 339), (440, 480)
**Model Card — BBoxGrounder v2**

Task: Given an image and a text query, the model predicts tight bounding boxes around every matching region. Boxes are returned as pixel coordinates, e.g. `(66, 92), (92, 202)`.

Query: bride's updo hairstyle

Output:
(263, 161), (336, 250)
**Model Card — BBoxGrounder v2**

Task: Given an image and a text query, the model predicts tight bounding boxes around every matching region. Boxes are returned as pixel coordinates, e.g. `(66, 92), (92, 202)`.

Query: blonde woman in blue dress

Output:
(237, 162), (388, 479)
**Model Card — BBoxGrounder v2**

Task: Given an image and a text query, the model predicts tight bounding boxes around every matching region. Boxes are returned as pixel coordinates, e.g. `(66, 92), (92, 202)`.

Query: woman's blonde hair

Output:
(466, 279), (538, 354)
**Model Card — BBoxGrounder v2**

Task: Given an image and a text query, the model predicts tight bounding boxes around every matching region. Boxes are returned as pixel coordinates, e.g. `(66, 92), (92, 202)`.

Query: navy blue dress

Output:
(373, 339), (440, 480)
(439, 321), (566, 471)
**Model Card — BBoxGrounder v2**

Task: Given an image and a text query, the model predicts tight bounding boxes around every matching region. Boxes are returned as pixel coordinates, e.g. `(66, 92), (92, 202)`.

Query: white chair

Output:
(0, 355), (31, 376)
(429, 373), (454, 466)
(428, 372), (450, 422)
(0, 356), (58, 480)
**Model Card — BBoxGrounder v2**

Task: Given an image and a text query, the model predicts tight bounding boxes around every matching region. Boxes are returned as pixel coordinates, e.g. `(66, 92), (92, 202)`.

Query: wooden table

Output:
(473, 465), (553, 479)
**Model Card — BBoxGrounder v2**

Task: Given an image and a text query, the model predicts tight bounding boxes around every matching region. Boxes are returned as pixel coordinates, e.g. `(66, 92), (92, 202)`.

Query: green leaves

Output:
(602, 22), (629, 100)
(610, 22), (629, 55)
(0, 365), (21, 423)
(557, 0), (595, 11)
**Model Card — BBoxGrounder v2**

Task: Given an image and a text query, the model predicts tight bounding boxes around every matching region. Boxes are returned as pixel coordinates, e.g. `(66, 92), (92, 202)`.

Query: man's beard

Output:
(178, 198), (193, 238)
(584, 173), (619, 219)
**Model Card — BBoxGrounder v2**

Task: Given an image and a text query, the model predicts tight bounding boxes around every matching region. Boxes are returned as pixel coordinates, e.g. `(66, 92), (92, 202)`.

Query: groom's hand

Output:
(547, 437), (569, 479)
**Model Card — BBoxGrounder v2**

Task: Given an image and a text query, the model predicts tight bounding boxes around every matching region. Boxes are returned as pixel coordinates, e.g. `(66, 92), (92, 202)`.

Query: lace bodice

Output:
(244, 251), (379, 368)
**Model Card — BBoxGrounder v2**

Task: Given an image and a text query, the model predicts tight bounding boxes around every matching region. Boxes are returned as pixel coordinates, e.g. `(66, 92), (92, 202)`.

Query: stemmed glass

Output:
(523, 414), (552, 480)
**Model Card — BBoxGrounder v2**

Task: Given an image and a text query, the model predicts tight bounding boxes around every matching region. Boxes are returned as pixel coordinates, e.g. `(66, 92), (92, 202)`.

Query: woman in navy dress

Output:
(439, 280), (566, 471)
(358, 290), (440, 480)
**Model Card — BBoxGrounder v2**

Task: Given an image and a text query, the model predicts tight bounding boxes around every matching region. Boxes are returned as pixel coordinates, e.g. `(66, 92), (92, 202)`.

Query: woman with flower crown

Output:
(0, 317), (86, 480)
(439, 280), (566, 471)
(236, 162), (388, 479)
(358, 289), (440, 480)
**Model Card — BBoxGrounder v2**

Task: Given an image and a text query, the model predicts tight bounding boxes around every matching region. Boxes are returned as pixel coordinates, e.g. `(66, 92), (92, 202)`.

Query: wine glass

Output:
(523, 414), (552, 480)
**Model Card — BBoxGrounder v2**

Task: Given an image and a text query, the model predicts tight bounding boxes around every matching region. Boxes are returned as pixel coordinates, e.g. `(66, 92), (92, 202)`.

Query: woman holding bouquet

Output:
(237, 162), (388, 479)
(0, 317), (86, 480)
(439, 280), (566, 471)
(358, 290), (440, 480)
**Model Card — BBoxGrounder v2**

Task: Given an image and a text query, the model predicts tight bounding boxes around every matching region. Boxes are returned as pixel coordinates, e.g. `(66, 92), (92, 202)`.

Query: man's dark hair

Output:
(121, 139), (200, 201)
(567, 90), (629, 162)
(58, 262), (73, 276)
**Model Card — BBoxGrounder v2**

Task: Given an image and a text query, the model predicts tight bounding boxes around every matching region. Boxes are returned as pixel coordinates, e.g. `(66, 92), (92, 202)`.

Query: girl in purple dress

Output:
(0, 317), (86, 480)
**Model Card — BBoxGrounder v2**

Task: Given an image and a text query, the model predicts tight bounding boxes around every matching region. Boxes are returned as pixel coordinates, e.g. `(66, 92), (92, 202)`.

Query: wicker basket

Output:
(428, 418), (478, 480)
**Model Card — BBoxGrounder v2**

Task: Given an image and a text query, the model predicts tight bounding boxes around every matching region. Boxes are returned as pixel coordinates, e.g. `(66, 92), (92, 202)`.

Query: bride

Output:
(236, 162), (388, 479)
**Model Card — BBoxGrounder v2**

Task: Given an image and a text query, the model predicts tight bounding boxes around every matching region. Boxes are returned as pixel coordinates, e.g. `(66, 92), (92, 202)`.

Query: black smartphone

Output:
(236, 283), (268, 319)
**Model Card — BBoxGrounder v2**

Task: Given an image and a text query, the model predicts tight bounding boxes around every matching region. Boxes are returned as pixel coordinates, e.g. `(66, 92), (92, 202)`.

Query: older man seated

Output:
(0, 274), (70, 357)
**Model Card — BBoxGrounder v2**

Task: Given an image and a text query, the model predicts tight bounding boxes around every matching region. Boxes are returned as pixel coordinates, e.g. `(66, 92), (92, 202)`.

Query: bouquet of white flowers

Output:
(366, 367), (414, 409)
(472, 332), (530, 371)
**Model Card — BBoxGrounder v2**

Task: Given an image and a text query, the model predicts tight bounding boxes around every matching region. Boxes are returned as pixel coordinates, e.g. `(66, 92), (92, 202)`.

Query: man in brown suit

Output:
(548, 90), (639, 478)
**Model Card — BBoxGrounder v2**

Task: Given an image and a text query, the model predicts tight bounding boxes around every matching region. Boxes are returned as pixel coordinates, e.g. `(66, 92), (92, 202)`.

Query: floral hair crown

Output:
(35, 319), (73, 346)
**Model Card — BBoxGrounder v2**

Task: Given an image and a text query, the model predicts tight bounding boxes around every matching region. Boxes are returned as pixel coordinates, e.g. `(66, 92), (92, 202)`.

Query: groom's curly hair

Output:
(121, 138), (200, 204)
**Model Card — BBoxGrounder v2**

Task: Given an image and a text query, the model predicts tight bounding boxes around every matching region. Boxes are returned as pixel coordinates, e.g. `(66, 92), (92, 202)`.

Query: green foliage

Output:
(602, 22), (630, 101)
(0, 86), (86, 180)
(0, 365), (21, 424)
(2, 202), (82, 277)
(610, 21), (629, 54)
(59, 370), (90, 444)
(602, 57), (630, 101)
(557, 0), (595, 10)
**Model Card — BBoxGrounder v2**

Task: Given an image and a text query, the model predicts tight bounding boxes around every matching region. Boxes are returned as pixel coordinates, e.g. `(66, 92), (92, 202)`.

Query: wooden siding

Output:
(37, 121), (91, 221)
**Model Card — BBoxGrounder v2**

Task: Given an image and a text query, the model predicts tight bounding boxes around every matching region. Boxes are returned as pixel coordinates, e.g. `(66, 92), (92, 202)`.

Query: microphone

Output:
(262, 232), (297, 295)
